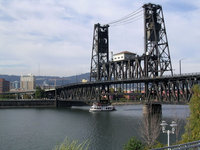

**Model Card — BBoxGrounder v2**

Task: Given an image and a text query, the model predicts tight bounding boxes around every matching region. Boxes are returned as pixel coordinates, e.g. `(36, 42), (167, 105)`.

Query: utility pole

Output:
(179, 58), (184, 75)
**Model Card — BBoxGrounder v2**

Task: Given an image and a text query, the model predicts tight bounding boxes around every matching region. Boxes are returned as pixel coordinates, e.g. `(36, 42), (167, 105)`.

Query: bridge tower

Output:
(143, 3), (173, 77)
(143, 3), (173, 100)
(90, 23), (109, 102)
(90, 23), (109, 81)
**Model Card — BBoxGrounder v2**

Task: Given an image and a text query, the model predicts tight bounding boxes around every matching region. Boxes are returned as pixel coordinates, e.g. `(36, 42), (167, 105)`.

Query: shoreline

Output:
(111, 101), (188, 105)
(112, 101), (142, 105)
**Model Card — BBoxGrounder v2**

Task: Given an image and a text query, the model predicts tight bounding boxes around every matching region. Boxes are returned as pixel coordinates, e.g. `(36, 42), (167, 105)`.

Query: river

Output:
(0, 104), (189, 150)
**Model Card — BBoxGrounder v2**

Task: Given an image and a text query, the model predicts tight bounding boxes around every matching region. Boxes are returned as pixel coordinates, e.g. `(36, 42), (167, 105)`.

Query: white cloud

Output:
(0, 0), (199, 76)
(163, 1), (200, 74)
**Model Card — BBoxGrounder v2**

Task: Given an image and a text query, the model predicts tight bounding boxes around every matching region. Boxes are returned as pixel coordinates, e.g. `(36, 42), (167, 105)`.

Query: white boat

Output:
(89, 103), (116, 112)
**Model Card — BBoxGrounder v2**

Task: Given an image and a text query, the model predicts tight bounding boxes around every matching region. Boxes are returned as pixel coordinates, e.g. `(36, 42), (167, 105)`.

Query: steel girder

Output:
(90, 3), (173, 83)
(56, 75), (200, 103)
(107, 56), (145, 80)
(146, 78), (197, 102)
(143, 3), (173, 77)
(90, 23), (109, 82)
(57, 85), (109, 102)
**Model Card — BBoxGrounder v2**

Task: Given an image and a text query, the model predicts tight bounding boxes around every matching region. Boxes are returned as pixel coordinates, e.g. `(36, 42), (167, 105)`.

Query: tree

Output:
(109, 87), (115, 93)
(124, 137), (144, 150)
(23, 94), (31, 99)
(140, 114), (161, 147)
(182, 84), (200, 142)
(34, 86), (45, 99)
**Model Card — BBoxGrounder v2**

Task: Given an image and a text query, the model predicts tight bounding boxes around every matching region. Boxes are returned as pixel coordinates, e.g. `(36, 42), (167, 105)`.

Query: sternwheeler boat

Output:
(89, 102), (116, 112)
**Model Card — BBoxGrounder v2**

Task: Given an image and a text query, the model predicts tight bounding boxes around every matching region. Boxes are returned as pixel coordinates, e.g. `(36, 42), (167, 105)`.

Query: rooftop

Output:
(113, 51), (136, 56)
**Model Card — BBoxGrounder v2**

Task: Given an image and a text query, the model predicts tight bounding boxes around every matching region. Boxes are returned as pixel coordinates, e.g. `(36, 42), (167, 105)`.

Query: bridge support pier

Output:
(143, 103), (162, 115)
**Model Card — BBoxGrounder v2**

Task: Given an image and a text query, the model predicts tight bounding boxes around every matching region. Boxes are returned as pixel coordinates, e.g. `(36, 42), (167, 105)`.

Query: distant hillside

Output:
(0, 75), (20, 82)
(0, 73), (90, 86)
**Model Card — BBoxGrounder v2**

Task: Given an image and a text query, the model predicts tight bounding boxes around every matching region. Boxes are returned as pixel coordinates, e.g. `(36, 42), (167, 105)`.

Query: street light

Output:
(160, 120), (177, 147)
(179, 58), (184, 75)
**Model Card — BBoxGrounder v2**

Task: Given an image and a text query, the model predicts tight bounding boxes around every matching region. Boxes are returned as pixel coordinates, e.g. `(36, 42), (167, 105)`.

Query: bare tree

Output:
(140, 113), (161, 146)
(173, 116), (181, 142)
(171, 105), (188, 143)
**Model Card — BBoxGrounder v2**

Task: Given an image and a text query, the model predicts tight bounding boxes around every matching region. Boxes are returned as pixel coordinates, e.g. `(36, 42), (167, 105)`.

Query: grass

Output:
(53, 138), (89, 150)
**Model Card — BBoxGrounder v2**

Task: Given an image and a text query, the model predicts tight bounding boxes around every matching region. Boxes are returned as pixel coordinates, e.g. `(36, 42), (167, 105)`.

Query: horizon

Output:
(0, 72), (90, 78)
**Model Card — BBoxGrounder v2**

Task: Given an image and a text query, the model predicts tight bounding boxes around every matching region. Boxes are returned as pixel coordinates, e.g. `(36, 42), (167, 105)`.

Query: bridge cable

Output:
(110, 13), (143, 27)
(107, 7), (143, 26)
(107, 7), (142, 25)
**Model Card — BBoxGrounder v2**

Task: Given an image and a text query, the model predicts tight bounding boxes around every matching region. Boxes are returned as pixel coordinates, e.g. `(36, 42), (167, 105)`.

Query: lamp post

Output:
(179, 58), (184, 75)
(160, 120), (177, 147)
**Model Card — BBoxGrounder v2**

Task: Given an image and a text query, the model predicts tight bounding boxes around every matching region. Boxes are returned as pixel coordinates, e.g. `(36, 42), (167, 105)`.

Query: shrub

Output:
(145, 141), (165, 149)
(124, 137), (144, 150)
(34, 86), (45, 99)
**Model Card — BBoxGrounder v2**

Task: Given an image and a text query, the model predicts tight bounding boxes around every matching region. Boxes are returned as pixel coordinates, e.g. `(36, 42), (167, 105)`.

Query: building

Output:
(10, 81), (20, 90)
(0, 78), (10, 93)
(81, 79), (88, 83)
(113, 51), (136, 62)
(20, 74), (35, 91)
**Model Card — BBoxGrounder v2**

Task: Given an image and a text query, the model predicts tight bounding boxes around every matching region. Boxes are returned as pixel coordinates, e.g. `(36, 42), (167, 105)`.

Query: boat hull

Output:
(89, 104), (116, 112)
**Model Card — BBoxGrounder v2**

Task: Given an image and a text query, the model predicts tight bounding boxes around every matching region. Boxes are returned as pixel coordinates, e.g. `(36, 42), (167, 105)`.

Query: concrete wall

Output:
(0, 100), (88, 108)
(0, 100), (56, 108)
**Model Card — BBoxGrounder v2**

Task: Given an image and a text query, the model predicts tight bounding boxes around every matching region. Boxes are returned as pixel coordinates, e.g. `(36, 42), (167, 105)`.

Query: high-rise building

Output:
(0, 78), (10, 93)
(10, 81), (20, 90)
(20, 74), (35, 91)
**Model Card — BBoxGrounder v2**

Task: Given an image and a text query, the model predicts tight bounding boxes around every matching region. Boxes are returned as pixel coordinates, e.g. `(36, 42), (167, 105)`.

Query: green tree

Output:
(145, 141), (165, 150)
(23, 94), (31, 99)
(124, 137), (144, 150)
(34, 86), (45, 99)
(182, 84), (200, 142)
(109, 87), (115, 93)
(0, 94), (15, 100)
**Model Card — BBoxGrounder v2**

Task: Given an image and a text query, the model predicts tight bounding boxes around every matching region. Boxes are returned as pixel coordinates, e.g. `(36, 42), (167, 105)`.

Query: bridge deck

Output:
(51, 73), (200, 103)
(56, 73), (200, 89)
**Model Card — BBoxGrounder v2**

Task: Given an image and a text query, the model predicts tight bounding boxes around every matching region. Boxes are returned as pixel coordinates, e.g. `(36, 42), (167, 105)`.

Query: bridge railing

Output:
(152, 140), (200, 150)
(164, 72), (200, 77)
(55, 72), (200, 88)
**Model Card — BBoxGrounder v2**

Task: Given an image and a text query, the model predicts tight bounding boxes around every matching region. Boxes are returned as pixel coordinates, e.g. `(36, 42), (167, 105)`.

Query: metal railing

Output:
(152, 140), (200, 150)
(164, 72), (200, 77)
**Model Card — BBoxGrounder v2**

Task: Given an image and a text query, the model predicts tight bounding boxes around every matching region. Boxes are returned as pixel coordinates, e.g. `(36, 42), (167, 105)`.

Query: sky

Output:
(0, 0), (199, 77)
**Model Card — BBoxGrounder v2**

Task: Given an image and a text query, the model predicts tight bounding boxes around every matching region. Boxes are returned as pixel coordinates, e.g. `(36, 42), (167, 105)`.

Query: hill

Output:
(0, 73), (90, 86)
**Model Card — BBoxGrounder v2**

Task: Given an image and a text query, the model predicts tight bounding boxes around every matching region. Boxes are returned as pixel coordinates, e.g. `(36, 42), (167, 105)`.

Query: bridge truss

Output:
(55, 74), (200, 103)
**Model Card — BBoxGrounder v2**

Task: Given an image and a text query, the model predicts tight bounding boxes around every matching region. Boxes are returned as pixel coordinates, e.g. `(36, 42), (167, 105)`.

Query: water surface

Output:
(0, 105), (189, 150)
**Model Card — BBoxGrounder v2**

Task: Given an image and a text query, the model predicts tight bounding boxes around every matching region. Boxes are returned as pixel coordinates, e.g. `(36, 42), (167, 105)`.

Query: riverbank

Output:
(112, 101), (142, 105)
(0, 99), (188, 108)
(0, 100), (88, 108)
(111, 101), (188, 105)
(0, 100), (56, 108)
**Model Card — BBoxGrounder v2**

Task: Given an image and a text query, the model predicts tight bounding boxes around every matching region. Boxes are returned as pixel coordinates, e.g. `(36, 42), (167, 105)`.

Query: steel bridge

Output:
(48, 3), (200, 104)
(54, 73), (200, 104)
